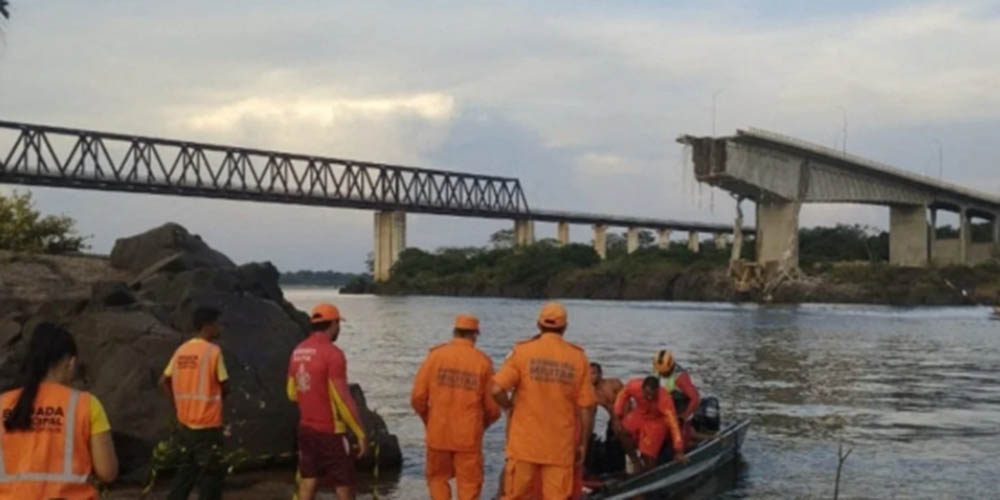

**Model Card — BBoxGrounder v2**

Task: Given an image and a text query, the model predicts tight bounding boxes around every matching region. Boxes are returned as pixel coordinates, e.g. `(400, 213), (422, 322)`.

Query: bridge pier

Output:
(657, 229), (671, 250)
(373, 210), (406, 282)
(593, 224), (608, 259)
(756, 199), (800, 269)
(713, 233), (729, 250)
(687, 231), (700, 253)
(960, 207), (970, 265)
(889, 205), (928, 267)
(514, 219), (535, 247)
(557, 222), (570, 246)
(626, 227), (640, 254)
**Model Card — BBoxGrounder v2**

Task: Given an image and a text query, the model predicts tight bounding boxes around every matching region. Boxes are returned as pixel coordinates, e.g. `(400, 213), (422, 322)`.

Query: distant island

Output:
(279, 269), (370, 288)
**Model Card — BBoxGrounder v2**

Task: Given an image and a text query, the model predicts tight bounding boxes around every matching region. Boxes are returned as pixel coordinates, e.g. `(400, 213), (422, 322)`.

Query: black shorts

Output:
(298, 427), (355, 487)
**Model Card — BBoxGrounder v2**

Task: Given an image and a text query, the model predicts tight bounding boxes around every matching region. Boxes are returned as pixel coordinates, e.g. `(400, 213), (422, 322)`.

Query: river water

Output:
(283, 289), (1000, 500)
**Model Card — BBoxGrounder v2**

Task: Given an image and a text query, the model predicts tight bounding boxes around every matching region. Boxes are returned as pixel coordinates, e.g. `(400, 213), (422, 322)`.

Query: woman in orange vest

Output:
(0, 322), (118, 500)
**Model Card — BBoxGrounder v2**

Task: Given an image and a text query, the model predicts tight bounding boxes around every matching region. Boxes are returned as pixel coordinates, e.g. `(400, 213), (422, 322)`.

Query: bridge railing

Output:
(0, 121), (531, 217)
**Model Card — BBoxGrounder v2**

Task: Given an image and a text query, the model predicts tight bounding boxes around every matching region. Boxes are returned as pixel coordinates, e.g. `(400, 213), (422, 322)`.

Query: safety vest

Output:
(171, 339), (223, 428)
(660, 366), (691, 416)
(0, 383), (97, 500)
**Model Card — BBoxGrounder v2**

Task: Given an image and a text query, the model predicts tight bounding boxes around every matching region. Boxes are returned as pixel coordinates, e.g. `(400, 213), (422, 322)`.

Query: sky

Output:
(1, 1), (999, 272)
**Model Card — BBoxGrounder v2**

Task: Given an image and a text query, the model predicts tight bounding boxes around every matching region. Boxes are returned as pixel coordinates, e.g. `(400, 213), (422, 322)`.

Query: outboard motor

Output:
(692, 396), (721, 432)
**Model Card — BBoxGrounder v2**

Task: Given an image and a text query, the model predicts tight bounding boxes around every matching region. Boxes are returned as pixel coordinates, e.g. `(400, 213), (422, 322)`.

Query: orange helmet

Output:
(537, 302), (568, 329)
(653, 350), (675, 375)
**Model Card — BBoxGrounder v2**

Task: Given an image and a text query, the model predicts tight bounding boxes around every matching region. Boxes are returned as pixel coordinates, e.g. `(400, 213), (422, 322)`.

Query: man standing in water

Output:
(160, 306), (229, 500)
(493, 302), (596, 500)
(587, 363), (629, 474)
(411, 314), (501, 500)
(287, 303), (367, 500)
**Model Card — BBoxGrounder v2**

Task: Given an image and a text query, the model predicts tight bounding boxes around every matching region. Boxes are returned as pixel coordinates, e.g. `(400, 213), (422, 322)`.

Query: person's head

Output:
(652, 349), (675, 377)
(453, 314), (480, 344)
(192, 306), (223, 340)
(537, 302), (568, 334)
(3, 323), (79, 431)
(310, 303), (342, 341)
(641, 376), (660, 401)
(590, 362), (603, 385)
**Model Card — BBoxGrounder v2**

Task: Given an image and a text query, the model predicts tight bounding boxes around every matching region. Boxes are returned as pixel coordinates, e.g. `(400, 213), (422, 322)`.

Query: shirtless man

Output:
(589, 363), (635, 474)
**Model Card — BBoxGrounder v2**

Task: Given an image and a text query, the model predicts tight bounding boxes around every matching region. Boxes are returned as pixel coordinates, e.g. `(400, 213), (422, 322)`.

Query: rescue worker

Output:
(492, 302), (596, 500)
(159, 306), (229, 500)
(411, 314), (501, 500)
(287, 303), (367, 500)
(613, 376), (686, 473)
(0, 323), (118, 500)
(652, 350), (700, 447)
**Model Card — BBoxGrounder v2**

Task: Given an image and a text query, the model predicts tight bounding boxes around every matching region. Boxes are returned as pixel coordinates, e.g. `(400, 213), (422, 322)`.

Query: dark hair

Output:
(192, 307), (222, 332)
(642, 376), (659, 391)
(4, 323), (78, 431)
(539, 325), (567, 334)
(311, 321), (333, 333)
(590, 362), (603, 376)
(453, 328), (478, 338)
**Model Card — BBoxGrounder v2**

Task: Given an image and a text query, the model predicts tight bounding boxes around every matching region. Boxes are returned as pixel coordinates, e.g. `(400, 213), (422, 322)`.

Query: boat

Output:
(582, 419), (751, 500)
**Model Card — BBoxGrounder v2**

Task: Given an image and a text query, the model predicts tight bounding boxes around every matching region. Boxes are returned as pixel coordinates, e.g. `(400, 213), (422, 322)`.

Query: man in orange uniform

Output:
(493, 302), (596, 500)
(287, 303), (367, 500)
(613, 377), (686, 473)
(411, 314), (501, 500)
(160, 306), (229, 500)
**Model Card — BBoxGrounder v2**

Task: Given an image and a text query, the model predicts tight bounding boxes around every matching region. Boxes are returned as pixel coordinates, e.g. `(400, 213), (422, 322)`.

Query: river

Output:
(282, 289), (1000, 500)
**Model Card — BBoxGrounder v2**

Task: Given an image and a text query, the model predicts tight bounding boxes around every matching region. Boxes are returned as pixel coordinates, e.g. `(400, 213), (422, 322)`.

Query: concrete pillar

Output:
(929, 208), (937, 262)
(626, 227), (640, 254)
(960, 207), (969, 265)
(557, 222), (570, 247)
(713, 233), (729, 250)
(373, 210), (406, 282)
(593, 224), (607, 260)
(687, 231), (700, 253)
(889, 204), (928, 267)
(756, 199), (801, 269)
(657, 229), (671, 250)
(993, 216), (1000, 244)
(514, 219), (535, 247)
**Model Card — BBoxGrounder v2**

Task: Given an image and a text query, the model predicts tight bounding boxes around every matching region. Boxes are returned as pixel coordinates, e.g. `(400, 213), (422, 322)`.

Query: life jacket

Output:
(660, 365), (691, 417)
(171, 339), (223, 428)
(0, 383), (97, 500)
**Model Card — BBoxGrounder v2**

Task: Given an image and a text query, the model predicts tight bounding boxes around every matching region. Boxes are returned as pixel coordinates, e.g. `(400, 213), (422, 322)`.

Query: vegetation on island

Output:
(0, 190), (89, 254)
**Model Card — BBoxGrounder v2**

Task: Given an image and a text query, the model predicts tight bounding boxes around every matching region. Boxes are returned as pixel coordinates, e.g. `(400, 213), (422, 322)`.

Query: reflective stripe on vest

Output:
(174, 343), (221, 402)
(0, 389), (90, 484)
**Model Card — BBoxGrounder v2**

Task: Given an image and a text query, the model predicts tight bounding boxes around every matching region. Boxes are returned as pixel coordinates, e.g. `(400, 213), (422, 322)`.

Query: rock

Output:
(89, 281), (137, 308)
(110, 223), (234, 274)
(0, 314), (21, 347)
(350, 384), (403, 470)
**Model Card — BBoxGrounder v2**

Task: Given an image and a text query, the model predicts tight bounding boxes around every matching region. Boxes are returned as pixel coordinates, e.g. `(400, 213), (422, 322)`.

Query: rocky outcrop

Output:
(0, 223), (400, 480)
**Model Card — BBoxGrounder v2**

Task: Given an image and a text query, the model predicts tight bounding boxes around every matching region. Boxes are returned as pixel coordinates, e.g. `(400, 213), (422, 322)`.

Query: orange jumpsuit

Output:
(613, 379), (683, 460)
(494, 333), (596, 500)
(412, 338), (501, 500)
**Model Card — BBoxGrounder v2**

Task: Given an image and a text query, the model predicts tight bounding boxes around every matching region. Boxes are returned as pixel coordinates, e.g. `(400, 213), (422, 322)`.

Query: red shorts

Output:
(298, 427), (355, 487)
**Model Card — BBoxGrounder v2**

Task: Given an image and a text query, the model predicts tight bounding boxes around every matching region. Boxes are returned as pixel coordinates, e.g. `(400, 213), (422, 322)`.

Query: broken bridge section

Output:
(679, 128), (1000, 268)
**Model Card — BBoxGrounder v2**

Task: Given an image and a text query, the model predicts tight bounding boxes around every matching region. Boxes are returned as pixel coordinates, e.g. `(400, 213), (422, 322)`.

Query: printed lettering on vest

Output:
(0, 389), (89, 485)
(529, 359), (575, 385)
(436, 368), (478, 390)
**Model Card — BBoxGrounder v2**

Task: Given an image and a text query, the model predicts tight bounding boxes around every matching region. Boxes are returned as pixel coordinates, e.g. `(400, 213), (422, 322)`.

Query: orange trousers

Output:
(502, 458), (575, 500)
(426, 448), (484, 500)
(622, 410), (667, 458)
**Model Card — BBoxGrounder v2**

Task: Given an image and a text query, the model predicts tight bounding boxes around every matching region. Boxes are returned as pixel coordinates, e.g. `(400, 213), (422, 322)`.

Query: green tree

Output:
(1, 1), (9, 20)
(490, 228), (515, 249)
(0, 190), (89, 253)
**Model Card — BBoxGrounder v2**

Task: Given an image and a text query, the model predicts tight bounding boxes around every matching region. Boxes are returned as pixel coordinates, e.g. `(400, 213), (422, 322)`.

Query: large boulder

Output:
(0, 224), (401, 481)
(110, 223), (235, 273)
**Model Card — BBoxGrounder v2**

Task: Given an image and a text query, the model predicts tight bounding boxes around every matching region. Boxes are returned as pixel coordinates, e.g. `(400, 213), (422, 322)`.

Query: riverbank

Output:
(346, 244), (1000, 306)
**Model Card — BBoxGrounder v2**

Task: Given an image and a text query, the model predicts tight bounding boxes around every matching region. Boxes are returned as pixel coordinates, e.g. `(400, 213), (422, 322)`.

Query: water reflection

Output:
(283, 291), (1000, 499)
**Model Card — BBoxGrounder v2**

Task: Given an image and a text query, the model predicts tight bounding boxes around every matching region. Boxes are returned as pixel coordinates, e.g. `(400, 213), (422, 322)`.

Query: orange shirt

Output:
(494, 333), (596, 466)
(164, 338), (227, 429)
(613, 378), (683, 455)
(0, 383), (104, 500)
(411, 337), (500, 453)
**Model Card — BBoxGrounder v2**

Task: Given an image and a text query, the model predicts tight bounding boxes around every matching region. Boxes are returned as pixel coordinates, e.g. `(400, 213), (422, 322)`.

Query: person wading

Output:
(287, 303), (367, 500)
(613, 376), (686, 473)
(0, 323), (118, 500)
(411, 314), (501, 500)
(492, 302), (596, 500)
(159, 306), (229, 500)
